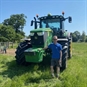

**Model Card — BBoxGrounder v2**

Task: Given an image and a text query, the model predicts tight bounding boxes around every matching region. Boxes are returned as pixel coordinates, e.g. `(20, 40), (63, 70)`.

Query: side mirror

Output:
(31, 20), (33, 26)
(68, 16), (72, 23)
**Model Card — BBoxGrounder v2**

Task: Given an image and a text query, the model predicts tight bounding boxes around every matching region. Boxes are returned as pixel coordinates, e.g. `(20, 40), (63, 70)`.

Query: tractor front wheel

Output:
(15, 41), (32, 65)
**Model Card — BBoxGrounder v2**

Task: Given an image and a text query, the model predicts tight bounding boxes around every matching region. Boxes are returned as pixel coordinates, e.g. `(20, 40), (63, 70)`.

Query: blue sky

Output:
(0, 0), (87, 36)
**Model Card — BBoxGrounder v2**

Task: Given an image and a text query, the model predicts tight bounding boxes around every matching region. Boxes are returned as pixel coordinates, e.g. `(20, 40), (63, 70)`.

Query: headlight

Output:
(30, 33), (34, 36)
(37, 32), (44, 36)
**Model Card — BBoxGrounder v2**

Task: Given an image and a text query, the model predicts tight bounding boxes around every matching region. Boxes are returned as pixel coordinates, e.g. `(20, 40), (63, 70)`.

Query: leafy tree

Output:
(3, 14), (27, 33)
(74, 31), (81, 40)
(85, 36), (87, 42)
(15, 33), (24, 42)
(0, 37), (8, 42)
(0, 24), (15, 41)
(72, 31), (81, 42)
(27, 35), (30, 39)
(72, 33), (78, 42)
(17, 30), (25, 37)
(81, 31), (86, 42)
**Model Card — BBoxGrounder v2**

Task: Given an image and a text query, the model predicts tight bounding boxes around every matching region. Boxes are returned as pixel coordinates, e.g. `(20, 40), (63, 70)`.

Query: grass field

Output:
(0, 43), (87, 87)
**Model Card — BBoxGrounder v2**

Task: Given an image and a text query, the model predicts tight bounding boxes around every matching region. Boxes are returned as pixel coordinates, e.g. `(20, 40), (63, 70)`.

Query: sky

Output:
(0, 0), (87, 36)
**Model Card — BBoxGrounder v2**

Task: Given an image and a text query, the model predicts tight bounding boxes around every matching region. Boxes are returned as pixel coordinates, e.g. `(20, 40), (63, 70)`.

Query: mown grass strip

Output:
(0, 43), (87, 87)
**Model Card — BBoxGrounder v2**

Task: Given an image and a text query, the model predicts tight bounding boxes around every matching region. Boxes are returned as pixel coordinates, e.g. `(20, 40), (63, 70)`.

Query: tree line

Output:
(72, 31), (87, 42)
(0, 13), (87, 42)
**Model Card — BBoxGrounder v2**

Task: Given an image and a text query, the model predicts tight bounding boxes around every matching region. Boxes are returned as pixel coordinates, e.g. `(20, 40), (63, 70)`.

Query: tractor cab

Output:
(39, 16), (62, 36)
(31, 12), (72, 38)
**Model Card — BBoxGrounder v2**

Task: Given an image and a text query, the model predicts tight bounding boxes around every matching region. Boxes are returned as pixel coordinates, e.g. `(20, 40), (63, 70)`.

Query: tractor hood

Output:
(30, 28), (52, 33)
(30, 28), (53, 48)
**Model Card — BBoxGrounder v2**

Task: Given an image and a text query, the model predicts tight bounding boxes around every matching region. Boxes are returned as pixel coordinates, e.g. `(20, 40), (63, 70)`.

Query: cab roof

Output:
(39, 15), (64, 20)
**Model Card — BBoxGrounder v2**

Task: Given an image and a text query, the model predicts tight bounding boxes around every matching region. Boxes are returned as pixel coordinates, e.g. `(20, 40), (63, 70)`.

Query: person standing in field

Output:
(3, 45), (7, 53)
(43, 36), (62, 78)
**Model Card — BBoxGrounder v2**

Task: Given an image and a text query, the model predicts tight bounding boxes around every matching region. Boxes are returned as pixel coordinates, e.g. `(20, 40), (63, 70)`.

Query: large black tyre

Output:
(61, 45), (68, 70)
(15, 40), (32, 65)
(68, 38), (72, 59)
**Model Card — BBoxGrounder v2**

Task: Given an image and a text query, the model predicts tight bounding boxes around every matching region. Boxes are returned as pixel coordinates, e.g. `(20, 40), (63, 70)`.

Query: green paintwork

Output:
(24, 48), (44, 63)
(44, 32), (52, 48)
(24, 29), (53, 63)
(30, 28), (52, 33)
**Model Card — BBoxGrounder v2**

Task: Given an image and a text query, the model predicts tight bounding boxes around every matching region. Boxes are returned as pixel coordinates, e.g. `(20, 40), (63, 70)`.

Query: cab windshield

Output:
(41, 19), (60, 30)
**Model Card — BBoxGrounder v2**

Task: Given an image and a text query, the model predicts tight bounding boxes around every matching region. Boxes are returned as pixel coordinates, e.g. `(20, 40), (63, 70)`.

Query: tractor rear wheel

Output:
(15, 40), (32, 65)
(68, 38), (72, 59)
(61, 45), (68, 70)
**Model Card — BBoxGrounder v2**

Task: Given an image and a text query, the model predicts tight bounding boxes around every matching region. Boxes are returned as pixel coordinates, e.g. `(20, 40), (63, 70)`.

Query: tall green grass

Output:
(0, 43), (87, 87)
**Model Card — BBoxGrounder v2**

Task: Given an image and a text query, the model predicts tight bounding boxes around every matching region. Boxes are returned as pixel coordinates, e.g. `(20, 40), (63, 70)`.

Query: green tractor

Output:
(15, 12), (72, 70)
